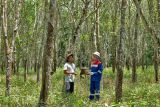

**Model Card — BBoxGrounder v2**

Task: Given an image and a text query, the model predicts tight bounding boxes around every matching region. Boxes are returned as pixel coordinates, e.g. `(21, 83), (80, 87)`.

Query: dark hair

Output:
(66, 55), (73, 62)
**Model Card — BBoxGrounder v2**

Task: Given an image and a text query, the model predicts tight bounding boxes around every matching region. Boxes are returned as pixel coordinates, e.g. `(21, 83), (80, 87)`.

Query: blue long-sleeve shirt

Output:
(90, 61), (103, 81)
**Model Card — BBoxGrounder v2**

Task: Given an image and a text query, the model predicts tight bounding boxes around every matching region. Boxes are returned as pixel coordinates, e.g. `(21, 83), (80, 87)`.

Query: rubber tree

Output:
(39, 0), (57, 106)
(115, 0), (127, 102)
(111, 0), (119, 73)
(2, 0), (13, 96)
(147, 0), (159, 82)
(132, 0), (141, 83)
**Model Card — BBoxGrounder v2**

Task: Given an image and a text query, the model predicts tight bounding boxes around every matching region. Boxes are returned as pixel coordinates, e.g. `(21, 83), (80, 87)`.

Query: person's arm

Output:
(91, 63), (103, 75)
(89, 66), (93, 75)
(64, 71), (77, 75)
(97, 63), (103, 74)
(63, 64), (77, 75)
(64, 70), (74, 75)
(63, 64), (71, 75)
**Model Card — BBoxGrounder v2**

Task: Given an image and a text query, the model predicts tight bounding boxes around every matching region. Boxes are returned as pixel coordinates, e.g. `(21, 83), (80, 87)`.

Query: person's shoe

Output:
(95, 98), (99, 102)
(89, 96), (94, 101)
(95, 95), (100, 101)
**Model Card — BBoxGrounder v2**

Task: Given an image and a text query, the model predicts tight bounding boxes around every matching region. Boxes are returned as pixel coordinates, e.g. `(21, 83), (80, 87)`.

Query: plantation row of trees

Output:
(0, 0), (160, 105)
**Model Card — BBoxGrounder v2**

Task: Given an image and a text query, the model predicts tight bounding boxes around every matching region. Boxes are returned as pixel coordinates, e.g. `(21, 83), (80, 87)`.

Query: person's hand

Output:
(85, 71), (91, 75)
(73, 73), (77, 75)
(90, 72), (94, 76)
(70, 72), (77, 75)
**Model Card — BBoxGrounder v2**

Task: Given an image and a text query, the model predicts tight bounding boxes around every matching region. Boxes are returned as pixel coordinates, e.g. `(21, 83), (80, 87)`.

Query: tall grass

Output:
(0, 66), (160, 107)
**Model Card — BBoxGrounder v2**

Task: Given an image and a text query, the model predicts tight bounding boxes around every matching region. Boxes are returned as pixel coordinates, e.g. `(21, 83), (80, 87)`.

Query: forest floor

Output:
(0, 67), (160, 107)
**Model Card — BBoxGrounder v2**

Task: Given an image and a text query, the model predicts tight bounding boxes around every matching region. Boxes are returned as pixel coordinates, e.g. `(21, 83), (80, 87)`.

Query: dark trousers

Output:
(89, 80), (100, 100)
(66, 82), (74, 93)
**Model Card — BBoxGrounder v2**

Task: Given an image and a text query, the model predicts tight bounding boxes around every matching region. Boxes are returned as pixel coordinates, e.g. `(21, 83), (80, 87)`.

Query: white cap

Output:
(93, 51), (100, 57)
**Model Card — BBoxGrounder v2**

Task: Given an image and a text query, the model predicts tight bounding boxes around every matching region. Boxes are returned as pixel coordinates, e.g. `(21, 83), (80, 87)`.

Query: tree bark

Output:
(90, 23), (96, 59)
(154, 49), (159, 82)
(24, 59), (27, 82)
(37, 32), (45, 83)
(132, 12), (139, 83)
(37, 62), (41, 83)
(126, 0), (131, 71)
(111, 0), (119, 73)
(39, 0), (57, 105)
(153, 0), (160, 82)
(115, 0), (127, 102)
(37, 35), (44, 83)
(148, 0), (159, 82)
(2, 0), (12, 96)
(52, 42), (57, 74)
(0, 0), (2, 72)
(94, 0), (100, 52)
(34, 58), (37, 73)
(16, 59), (20, 73)
(132, 0), (141, 83)
(12, 0), (22, 74)
(141, 35), (145, 71)
(52, 12), (58, 73)
(37, 0), (48, 83)
(33, 2), (39, 73)
(158, 0), (160, 22)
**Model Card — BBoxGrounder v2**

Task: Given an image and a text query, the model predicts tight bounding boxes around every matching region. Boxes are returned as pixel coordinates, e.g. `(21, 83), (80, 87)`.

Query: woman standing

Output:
(89, 52), (103, 101)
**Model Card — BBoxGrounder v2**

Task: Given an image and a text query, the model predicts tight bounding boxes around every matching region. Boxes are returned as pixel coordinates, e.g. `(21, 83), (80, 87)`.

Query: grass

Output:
(0, 66), (160, 107)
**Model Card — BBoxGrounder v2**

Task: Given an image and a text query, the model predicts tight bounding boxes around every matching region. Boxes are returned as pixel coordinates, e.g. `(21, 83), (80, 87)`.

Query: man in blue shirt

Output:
(89, 52), (103, 101)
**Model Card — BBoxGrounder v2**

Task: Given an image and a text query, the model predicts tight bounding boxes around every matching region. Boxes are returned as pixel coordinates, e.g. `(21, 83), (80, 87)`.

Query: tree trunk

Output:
(0, 0), (2, 73)
(37, 37), (44, 83)
(2, 0), (12, 96)
(154, 0), (160, 82)
(158, 0), (160, 22)
(92, 23), (97, 52)
(34, 59), (37, 73)
(126, 0), (131, 71)
(148, 0), (159, 82)
(37, 0), (48, 83)
(115, 0), (127, 102)
(12, 0), (21, 74)
(16, 59), (20, 73)
(24, 59), (27, 82)
(33, 2), (39, 73)
(126, 59), (130, 71)
(94, 0), (100, 52)
(141, 35), (145, 71)
(37, 34), (45, 83)
(111, 0), (119, 73)
(52, 23), (57, 73)
(154, 49), (159, 82)
(126, 0), (132, 71)
(37, 62), (41, 83)
(90, 23), (96, 61)
(52, 50), (57, 74)
(132, 0), (140, 83)
(39, 0), (57, 105)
